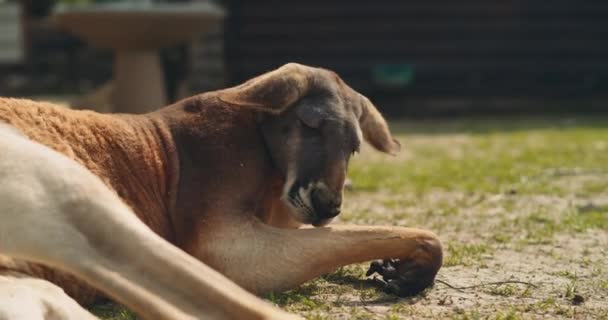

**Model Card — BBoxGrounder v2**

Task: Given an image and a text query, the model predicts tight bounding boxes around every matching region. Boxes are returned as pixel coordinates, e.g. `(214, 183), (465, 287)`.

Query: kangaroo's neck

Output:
(157, 94), (283, 248)
(113, 113), (180, 241)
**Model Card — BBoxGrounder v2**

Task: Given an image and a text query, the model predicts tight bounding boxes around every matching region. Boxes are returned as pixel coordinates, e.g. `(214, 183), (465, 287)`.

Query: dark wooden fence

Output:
(225, 0), (608, 114)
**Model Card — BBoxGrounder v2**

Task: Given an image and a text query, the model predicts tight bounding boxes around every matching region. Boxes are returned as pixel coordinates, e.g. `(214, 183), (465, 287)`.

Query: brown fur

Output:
(0, 63), (441, 317)
(0, 94), (288, 303)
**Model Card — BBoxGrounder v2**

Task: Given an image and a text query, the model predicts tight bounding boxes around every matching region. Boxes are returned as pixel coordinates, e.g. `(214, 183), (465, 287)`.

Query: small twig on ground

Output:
(435, 279), (538, 292)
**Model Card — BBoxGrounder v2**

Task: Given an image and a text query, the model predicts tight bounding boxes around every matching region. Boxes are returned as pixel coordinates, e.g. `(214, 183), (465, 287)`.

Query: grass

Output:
(92, 115), (608, 319)
(349, 118), (608, 195)
(444, 242), (493, 267)
(89, 302), (136, 320)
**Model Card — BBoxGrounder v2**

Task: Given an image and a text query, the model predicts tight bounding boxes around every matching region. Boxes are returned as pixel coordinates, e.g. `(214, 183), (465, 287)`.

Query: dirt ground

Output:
(271, 191), (607, 320)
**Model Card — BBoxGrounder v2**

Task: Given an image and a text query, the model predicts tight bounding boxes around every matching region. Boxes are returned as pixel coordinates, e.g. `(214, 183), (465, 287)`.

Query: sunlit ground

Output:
(93, 115), (608, 319)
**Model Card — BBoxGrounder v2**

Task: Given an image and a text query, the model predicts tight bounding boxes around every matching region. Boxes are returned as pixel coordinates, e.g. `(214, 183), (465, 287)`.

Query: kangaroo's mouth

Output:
(284, 181), (339, 227)
(285, 185), (316, 224)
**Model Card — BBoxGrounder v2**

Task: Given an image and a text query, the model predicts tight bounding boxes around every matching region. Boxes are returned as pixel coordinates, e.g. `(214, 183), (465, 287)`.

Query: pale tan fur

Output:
(0, 63), (441, 319)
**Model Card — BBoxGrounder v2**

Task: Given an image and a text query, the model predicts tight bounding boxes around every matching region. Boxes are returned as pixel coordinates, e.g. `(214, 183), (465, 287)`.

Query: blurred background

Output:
(1, 0), (607, 116)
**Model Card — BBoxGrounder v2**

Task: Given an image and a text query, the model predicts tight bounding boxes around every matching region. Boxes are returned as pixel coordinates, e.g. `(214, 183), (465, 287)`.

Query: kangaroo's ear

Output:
(217, 63), (312, 114)
(358, 95), (401, 155)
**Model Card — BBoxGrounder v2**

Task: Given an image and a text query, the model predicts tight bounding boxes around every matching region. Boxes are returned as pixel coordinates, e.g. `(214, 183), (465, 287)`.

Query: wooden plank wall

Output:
(225, 0), (608, 113)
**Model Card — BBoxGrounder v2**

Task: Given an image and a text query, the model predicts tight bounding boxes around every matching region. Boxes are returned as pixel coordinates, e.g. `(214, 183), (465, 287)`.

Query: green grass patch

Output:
(444, 242), (493, 267)
(349, 117), (608, 195)
(267, 281), (326, 309)
(485, 284), (519, 297)
(88, 302), (135, 320)
(564, 208), (608, 231)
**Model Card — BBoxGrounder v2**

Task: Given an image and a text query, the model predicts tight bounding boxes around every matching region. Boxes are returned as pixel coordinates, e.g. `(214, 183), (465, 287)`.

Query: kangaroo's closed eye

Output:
(295, 104), (325, 129)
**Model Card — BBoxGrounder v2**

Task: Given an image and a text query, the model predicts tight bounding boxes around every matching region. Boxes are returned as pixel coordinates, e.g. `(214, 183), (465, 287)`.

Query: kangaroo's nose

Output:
(310, 187), (342, 219)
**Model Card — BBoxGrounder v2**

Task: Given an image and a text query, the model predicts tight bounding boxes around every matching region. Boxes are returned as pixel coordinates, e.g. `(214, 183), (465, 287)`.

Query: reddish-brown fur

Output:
(0, 93), (289, 304)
